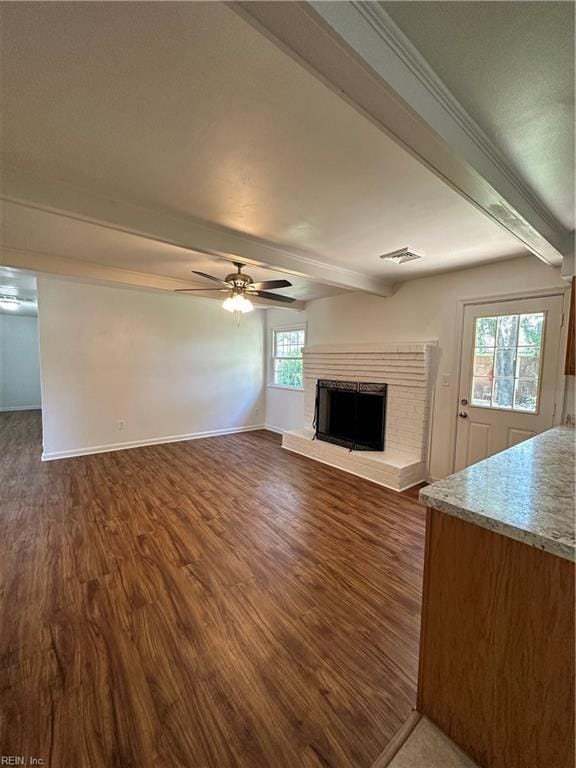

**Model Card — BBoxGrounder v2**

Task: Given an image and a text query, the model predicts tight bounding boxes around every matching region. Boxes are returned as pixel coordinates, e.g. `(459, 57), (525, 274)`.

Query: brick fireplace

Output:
(282, 342), (436, 491)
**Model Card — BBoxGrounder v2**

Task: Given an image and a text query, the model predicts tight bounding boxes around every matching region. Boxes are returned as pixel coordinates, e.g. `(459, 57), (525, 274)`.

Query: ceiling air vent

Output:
(379, 247), (423, 265)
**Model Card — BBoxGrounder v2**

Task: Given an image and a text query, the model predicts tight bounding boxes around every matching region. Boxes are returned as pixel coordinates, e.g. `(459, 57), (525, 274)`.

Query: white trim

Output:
(0, 405), (41, 412)
(41, 424), (265, 461)
(269, 323), (307, 388)
(456, 286), (570, 307)
(555, 290), (572, 425)
(425, 349), (439, 482)
(264, 424), (284, 435)
(270, 322), (309, 332)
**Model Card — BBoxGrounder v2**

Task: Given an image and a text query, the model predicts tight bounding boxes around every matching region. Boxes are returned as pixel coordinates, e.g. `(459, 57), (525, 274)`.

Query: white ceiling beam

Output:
(234, 1), (571, 267)
(0, 247), (307, 310)
(0, 169), (394, 297)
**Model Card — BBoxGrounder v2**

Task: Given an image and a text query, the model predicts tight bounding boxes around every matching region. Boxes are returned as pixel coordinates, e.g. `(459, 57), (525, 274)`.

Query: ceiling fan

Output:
(175, 262), (296, 314)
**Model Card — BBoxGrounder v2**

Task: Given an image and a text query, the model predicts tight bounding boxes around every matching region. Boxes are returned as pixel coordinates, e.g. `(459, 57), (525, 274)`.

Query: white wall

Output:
(304, 256), (569, 480)
(37, 278), (265, 458)
(264, 307), (308, 433)
(0, 313), (42, 411)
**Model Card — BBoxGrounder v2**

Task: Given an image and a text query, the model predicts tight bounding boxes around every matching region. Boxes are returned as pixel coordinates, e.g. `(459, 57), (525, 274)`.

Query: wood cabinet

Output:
(418, 508), (575, 768)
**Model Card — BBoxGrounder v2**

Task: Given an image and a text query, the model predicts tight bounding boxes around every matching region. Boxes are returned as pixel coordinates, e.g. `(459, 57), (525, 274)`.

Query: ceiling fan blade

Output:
(251, 290), (296, 303)
(248, 279), (292, 291)
(174, 288), (229, 293)
(191, 270), (230, 285)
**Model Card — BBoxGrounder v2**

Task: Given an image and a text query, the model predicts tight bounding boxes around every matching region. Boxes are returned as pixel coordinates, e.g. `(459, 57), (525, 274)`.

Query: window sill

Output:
(267, 384), (305, 392)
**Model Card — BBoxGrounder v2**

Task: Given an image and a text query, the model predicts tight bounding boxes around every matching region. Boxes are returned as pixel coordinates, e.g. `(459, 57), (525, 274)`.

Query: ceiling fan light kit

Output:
(174, 262), (296, 319)
(222, 293), (254, 314)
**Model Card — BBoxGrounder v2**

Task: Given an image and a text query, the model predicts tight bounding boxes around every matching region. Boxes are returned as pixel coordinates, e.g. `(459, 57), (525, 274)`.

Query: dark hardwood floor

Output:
(0, 411), (426, 768)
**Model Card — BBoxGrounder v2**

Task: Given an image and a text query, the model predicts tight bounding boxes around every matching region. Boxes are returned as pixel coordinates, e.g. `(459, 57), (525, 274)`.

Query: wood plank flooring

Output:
(0, 411), (426, 768)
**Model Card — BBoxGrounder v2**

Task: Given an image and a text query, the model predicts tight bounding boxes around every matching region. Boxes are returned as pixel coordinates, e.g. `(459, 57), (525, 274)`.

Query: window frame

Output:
(268, 324), (307, 390)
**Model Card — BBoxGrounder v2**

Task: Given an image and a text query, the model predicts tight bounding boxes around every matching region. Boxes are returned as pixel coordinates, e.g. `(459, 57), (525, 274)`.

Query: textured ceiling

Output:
(382, 1), (575, 231)
(0, 1), (527, 285)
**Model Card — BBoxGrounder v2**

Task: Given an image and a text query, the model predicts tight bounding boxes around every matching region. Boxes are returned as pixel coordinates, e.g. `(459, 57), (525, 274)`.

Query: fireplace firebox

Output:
(314, 380), (387, 451)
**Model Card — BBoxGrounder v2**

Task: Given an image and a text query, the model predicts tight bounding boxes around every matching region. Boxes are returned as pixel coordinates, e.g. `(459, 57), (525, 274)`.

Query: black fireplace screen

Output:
(314, 380), (387, 451)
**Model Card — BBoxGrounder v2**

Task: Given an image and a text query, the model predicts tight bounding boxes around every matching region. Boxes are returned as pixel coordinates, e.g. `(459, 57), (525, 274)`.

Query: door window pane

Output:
(496, 315), (519, 347)
(473, 348), (494, 376)
(494, 348), (516, 377)
(518, 313), (544, 347)
(470, 312), (544, 412)
(493, 378), (514, 409)
(514, 380), (539, 411)
(475, 317), (497, 347)
(472, 377), (493, 406)
(516, 347), (540, 379)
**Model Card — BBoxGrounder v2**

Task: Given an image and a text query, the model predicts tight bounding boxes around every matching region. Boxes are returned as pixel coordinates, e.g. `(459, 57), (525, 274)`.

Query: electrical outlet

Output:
(117, 419), (126, 431)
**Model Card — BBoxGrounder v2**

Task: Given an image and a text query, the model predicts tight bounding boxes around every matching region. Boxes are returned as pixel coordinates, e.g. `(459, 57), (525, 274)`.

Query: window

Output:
(271, 327), (305, 388)
(471, 312), (545, 413)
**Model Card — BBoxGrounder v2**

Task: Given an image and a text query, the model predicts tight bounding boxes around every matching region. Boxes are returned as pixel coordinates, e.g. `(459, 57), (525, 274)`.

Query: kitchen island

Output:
(418, 426), (575, 768)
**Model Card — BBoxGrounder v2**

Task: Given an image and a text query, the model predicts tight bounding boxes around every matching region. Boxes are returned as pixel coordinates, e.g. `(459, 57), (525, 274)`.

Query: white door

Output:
(455, 295), (564, 471)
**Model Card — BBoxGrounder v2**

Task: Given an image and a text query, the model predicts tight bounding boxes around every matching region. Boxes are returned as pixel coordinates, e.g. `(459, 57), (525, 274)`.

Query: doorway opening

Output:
(0, 269), (42, 449)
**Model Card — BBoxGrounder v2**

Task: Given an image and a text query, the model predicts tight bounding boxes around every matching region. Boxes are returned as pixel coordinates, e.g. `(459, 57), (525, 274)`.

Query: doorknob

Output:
(459, 411), (468, 419)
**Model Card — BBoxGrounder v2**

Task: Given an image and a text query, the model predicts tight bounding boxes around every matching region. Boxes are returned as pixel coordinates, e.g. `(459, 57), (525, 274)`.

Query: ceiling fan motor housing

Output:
(226, 271), (253, 290)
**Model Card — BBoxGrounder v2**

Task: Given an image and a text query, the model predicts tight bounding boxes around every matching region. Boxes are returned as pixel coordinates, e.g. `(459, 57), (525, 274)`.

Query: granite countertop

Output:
(420, 426), (575, 562)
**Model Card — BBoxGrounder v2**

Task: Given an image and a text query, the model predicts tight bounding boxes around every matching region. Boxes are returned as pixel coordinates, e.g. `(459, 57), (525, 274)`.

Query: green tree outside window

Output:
(272, 328), (305, 388)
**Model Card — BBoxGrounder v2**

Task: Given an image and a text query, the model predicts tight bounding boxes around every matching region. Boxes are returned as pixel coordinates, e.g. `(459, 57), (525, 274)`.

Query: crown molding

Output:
(236, 1), (569, 266)
(351, 2), (562, 233)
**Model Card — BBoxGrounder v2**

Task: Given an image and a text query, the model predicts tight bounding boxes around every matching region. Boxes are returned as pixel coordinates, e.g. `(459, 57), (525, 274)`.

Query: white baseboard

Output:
(264, 424), (284, 435)
(0, 405), (41, 412)
(42, 423), (266, 461)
